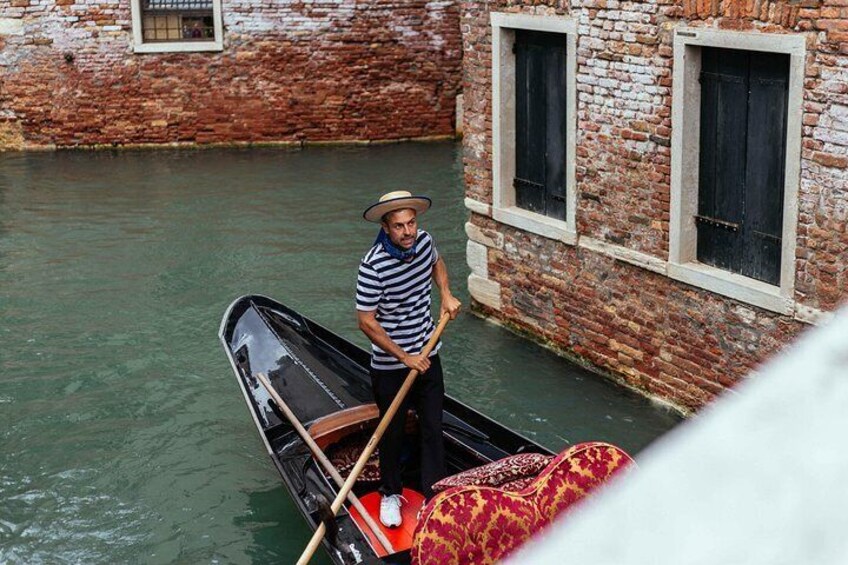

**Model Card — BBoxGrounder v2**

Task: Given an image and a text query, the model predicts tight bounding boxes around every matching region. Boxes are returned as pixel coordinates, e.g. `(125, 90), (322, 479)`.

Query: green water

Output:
(0, 143), (681, 563)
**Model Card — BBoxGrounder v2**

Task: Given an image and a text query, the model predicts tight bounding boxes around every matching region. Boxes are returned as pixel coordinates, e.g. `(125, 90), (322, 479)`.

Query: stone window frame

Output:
(491, 12), (578, 245)
(130, 0), (224, 54)
(668, 27), (805, 315)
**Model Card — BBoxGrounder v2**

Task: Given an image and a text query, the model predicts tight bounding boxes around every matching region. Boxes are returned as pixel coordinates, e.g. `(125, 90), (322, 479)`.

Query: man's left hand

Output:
(441, 293), (462, 320)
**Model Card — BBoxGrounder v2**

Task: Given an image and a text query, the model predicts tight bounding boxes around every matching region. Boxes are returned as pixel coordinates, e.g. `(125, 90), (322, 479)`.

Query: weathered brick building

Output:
(0, 0), (461, 149)
(461, 0), (848, 411)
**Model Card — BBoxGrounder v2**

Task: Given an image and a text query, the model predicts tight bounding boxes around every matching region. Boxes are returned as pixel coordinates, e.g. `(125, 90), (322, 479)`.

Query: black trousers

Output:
(370, 355), (445, 500)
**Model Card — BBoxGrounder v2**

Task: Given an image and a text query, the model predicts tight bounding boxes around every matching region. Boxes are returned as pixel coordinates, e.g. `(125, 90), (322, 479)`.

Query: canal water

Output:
(0, 142), (681, 563)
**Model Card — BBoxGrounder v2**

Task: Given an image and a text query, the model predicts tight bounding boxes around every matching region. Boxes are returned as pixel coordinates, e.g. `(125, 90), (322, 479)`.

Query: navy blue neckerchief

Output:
(375, 230), (416, 262)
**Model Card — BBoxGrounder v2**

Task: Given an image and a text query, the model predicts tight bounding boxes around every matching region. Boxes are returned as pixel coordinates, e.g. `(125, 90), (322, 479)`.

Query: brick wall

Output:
(0, 0), (461, 148)
(474, 216), (807, 409)
(461, 0), (848, 411)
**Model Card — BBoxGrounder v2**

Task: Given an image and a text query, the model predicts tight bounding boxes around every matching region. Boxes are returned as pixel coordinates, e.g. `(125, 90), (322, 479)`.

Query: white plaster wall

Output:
(0, 18), (24, 35)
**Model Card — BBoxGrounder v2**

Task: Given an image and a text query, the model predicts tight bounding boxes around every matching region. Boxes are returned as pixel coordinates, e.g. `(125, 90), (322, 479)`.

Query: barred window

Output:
(141, 0), (215, 43)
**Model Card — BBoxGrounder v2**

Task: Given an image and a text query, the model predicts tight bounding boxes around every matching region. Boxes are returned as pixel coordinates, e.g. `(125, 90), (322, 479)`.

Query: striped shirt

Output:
(356, 230), (441, 370)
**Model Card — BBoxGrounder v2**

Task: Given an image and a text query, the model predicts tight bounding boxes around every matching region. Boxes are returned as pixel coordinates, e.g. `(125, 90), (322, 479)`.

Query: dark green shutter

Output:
(696, 47), (788, 285)
(742, 53), (788, 285)
(514, 30), (567, 221)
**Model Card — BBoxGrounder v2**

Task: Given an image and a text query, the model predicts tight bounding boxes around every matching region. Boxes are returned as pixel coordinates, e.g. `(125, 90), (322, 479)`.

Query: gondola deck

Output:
(349, 488), (426, 557)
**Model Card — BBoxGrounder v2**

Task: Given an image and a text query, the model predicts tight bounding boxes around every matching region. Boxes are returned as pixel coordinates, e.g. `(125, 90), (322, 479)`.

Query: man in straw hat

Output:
(356, 190), (462, 528)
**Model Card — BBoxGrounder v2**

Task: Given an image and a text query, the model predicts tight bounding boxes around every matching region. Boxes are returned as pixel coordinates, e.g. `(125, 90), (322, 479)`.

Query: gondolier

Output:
(356, 190), (461, 528)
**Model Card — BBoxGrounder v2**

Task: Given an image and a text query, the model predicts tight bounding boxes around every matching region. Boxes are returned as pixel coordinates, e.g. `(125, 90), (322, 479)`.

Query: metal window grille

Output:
(144, 0), (212, 8)
(141, 0), (215, 43)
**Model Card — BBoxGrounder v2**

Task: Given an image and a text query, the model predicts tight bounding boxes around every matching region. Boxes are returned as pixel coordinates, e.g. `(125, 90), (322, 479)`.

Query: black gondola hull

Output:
(219, 295), (551, 564)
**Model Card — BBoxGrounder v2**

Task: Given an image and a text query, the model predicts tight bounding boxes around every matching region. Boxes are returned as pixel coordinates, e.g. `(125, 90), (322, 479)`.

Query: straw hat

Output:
(363, 190), (431, 223)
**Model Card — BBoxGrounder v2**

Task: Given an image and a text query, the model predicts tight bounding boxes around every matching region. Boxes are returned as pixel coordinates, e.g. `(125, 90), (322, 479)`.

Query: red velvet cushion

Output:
(325, 437), (381, 483)
(499, 475), (536, 492)
(431, 452), (552, 493)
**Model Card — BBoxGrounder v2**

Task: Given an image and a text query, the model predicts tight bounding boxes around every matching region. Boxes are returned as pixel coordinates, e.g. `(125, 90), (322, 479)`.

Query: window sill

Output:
(492, 206), (577, 245)
(133, 41), (223, 54)
(667, 262), (793, 315)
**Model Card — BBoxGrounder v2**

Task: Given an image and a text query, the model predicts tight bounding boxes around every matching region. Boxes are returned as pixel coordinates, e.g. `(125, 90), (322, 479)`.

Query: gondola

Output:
(219, 295), (559, 564)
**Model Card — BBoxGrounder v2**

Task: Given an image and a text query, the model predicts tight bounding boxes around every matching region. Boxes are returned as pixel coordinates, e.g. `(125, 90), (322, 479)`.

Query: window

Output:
(131, 0), (223, 53)
(696, 47), (789, 286)
(514, 30), (567, 222)
(141, 0), (214, 43)
(669, 29), (804, 314)
(491, 13), (577, 244)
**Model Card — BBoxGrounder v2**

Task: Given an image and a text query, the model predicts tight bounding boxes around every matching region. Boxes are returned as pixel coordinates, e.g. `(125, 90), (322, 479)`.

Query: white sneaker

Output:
(379, 494), (404, 528)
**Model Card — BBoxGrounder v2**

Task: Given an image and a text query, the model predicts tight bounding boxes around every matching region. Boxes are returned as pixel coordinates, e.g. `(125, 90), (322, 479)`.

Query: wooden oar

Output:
(255, 372), (395, 555)
(297, 315), (451, 565)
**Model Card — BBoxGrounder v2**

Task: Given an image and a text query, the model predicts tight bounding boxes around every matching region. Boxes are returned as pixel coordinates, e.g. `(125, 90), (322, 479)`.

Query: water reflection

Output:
(237, 485), (332, 565)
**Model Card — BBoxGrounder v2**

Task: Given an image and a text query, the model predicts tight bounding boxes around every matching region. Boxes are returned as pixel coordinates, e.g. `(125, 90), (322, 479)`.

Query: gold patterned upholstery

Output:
(410, 442), (634, 564)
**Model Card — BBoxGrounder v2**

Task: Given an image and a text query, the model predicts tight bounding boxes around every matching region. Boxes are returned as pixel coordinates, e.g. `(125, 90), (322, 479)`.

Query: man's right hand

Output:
(402, 354), (431, 373)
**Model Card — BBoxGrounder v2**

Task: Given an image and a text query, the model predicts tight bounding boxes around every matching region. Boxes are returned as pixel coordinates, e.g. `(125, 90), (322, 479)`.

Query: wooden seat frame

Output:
(308, 403), (419, 450)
